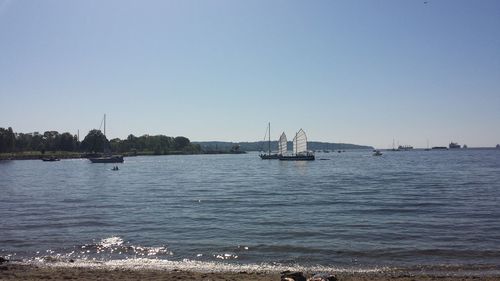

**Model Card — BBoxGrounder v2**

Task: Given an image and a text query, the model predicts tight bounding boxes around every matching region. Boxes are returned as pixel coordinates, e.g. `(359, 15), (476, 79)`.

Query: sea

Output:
(1, 149), (500, 275)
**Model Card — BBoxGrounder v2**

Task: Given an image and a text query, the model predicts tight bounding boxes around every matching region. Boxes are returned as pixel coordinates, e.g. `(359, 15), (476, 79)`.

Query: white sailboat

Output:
(279, 129), (315, 161)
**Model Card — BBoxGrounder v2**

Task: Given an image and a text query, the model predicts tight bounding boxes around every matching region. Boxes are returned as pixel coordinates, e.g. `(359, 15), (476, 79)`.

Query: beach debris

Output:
(308, 273), (338, 281)
(281, 271), (307, 281)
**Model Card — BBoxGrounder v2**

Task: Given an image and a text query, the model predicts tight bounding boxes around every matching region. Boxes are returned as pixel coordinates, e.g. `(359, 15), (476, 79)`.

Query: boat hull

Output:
(279, 155), (315, 161)
(89, 156), (124, 163)
(41, 158), (60, 162)
(260, 154), (280, 160)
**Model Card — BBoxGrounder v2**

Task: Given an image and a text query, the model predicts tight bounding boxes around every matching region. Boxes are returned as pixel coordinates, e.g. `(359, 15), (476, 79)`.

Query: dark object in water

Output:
(260, 153), (280, 159)
(319, 158), (330, 160)
(449, 142), (461, 149)
(112, 166), (119, 171)
(0, 256), (7, 264)
(41, 156), (60, 162)
(281, 271), (306, 281)
(89, 155), (124, 163)
(432, 146), (448, 150)
(279, 154), (315, 161)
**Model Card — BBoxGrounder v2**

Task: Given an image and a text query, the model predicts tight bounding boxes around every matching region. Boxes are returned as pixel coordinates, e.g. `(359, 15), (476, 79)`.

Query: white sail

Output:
(292, 129), (308, 155)
(278, 132), (287, 155)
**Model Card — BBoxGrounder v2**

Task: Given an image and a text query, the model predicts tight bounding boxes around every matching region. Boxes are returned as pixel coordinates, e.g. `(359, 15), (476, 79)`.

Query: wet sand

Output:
(2, 264), (500, 281)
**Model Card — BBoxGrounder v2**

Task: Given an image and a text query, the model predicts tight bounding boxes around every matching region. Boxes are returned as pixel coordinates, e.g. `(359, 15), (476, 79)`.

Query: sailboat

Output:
(279, 129), (315, 161)
(259, 122), (279, 159)
(88, 114), (124, 163)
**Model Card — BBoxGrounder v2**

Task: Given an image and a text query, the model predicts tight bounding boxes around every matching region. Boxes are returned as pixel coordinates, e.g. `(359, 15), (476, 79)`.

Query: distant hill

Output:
(193, 141), (373, 152)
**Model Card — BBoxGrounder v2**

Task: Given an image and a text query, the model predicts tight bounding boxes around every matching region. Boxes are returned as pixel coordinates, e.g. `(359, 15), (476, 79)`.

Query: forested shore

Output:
(0, 127), (201, 160)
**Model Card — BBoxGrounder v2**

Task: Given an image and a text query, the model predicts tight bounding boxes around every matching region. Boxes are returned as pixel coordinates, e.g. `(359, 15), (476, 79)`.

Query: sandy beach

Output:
(2, 263), (500, 281)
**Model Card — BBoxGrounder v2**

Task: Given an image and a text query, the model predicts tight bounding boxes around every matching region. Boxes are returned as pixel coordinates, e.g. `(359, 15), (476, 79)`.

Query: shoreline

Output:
(0, 151), (247, 161)
(1, 263), (500, 281)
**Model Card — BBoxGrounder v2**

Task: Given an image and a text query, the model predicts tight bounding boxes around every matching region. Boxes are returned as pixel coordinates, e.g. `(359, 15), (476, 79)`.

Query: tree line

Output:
(0, 127), (200, 154)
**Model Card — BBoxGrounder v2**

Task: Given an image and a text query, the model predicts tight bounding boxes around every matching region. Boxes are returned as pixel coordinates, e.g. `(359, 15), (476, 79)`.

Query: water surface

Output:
(1, 149), (499, 273)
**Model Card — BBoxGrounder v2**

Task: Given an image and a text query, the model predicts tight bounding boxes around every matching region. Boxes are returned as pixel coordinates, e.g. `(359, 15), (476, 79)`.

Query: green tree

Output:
(0, 127), (16, 153)
(81, 129), (109, 153)
(58, 132), (77, 151)
(173, 136), (190, 150)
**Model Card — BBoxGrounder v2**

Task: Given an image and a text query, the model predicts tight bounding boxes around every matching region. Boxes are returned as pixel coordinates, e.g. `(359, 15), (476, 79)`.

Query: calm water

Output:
(1, 149), (500, 272)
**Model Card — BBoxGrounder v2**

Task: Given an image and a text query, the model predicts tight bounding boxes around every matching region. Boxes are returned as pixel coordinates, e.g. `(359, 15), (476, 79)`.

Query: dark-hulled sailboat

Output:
(88, 114), (124, 163)
(259, 122), (279, 159)
(279, 129), (315, 161)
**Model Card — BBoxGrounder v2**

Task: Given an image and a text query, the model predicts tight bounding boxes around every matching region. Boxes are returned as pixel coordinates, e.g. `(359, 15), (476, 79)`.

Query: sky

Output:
(0, 0), (499, 148)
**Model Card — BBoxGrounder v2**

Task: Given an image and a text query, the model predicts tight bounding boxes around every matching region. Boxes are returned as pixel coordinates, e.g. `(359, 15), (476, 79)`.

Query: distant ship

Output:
(398, 145), (413, 151)
(259, 122), (279, 159)
(496, 144), (500, 149)
(279, 129), (315, 161)
(449, 142), (461, 149)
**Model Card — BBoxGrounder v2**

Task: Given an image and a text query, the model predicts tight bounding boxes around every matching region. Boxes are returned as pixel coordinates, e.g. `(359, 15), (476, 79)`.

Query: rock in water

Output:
(281, 271), (307, 281)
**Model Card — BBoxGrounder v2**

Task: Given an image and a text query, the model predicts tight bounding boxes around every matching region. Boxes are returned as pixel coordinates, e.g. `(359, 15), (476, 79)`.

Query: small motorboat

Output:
(111, 166), (119, 171)
(41, 156), (60, 162)
(373, 150), (383, 156)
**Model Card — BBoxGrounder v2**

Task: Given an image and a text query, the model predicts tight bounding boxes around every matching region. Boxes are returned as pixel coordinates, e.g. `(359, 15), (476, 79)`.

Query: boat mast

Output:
(268, 122), (271, 155)
(295, 131), (298, 156)
(103, 114), (107, 154)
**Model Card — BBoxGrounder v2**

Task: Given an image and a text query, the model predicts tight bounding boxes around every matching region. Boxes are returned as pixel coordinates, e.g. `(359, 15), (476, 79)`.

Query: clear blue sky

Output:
(1, 0), (499, 148)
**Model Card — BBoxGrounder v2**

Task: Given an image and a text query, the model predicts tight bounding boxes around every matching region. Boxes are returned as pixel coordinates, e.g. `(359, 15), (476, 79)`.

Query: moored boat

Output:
(88, 114), (124, 164)
(279, 129), (315, 161)
(259, 122), (279, 159)
(41, 156), (60, 162)
(397, 145), (413, 151)
(89, 155), (124, 163)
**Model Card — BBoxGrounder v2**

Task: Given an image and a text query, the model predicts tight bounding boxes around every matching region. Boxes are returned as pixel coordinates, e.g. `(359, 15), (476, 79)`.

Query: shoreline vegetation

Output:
(1, 263), (500, 281)
(0, 127), (371, 161)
